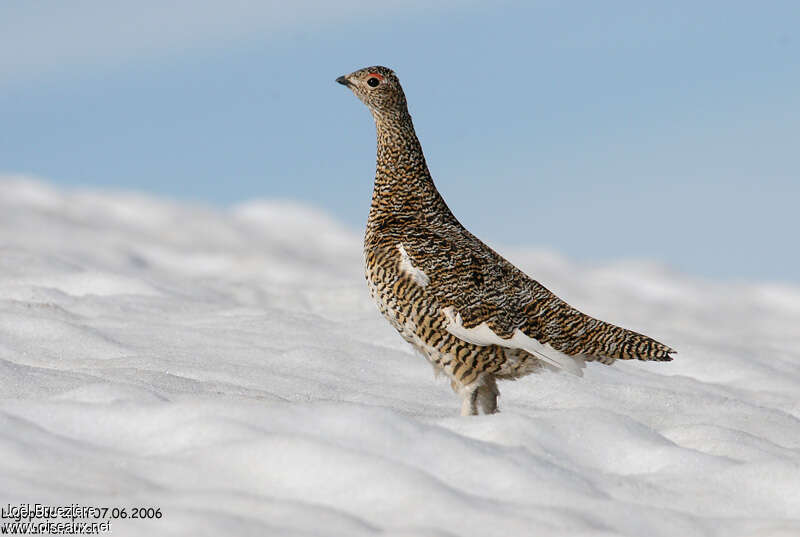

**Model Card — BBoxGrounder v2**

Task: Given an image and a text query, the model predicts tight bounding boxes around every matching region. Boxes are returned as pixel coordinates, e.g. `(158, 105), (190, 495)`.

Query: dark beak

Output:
(336, 75), (351, 87)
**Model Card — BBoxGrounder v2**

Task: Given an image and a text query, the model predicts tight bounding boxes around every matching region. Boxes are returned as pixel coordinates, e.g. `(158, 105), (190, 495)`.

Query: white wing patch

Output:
(397, 244), (430, 287)
(442, 307), (585, 376)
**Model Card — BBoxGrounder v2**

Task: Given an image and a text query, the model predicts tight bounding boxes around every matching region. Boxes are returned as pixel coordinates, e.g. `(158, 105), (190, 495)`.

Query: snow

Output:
(1, 175), (799, 537)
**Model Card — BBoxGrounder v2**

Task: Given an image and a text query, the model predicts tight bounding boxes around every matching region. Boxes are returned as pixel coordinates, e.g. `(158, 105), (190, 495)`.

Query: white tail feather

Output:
(442, 307), (585, 376)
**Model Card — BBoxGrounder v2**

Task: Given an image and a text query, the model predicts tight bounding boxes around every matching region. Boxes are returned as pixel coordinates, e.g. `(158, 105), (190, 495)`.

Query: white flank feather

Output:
(397, 243), (430, 287)
(442, 307), (585, 376)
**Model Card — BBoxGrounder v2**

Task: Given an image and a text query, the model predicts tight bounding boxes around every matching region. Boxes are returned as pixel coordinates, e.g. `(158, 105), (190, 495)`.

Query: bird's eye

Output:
(367, 77), (380, 87)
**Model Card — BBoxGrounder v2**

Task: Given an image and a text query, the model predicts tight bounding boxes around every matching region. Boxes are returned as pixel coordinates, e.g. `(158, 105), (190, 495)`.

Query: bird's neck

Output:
(367, 110), (450, 232)
(373, 110), (431, 187)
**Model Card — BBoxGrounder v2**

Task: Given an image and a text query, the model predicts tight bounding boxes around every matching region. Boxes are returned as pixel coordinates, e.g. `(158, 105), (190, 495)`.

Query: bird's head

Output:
(336, 66), (407, 119)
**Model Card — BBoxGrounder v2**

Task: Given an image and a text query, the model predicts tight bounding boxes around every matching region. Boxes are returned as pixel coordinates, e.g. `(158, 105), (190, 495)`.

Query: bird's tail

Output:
(578, 316), (675, 364)
(527, 296), (676, 365)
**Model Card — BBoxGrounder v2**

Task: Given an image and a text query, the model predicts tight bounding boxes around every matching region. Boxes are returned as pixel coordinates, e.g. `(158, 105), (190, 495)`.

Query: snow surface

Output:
(1, 176), (799, 537)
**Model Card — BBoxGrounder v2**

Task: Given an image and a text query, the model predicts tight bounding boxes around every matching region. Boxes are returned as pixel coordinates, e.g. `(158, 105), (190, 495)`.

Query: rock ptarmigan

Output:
(336, 66), (675, 416)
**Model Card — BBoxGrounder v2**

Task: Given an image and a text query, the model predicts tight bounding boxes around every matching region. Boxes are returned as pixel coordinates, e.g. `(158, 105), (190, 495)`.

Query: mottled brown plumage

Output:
(337, 66), (675, 415)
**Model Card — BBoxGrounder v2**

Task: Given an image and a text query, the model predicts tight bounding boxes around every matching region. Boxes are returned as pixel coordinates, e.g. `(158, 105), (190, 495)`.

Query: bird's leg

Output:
(456, 376), (499, 416)
(476, 375), (499, 415)
(459, 385), (479, 416)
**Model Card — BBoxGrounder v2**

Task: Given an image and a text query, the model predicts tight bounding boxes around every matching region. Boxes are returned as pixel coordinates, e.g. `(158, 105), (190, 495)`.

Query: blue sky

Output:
(2, 1), (799, 283)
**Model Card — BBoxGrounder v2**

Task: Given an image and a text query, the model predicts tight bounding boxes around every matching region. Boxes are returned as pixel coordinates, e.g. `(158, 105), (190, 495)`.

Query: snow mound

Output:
(1, 176), (799, 537)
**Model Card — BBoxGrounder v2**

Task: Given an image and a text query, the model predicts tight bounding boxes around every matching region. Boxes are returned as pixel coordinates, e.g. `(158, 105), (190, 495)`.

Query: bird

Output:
(336, 65), (675, 416)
